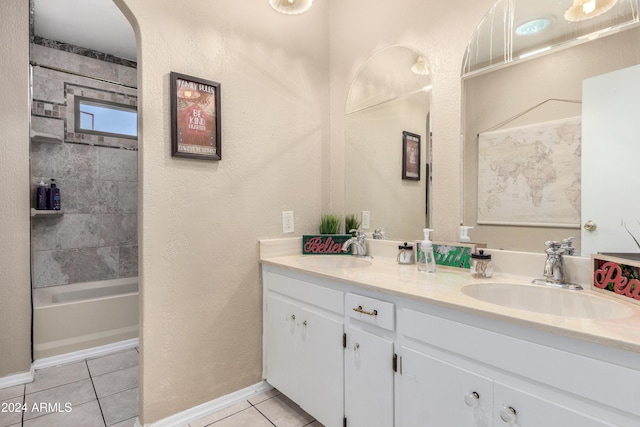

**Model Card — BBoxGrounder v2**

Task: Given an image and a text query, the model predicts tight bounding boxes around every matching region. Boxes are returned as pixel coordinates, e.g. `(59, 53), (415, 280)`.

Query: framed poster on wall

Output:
(402, 131), (420, 180)
(170, 72), (221, 160)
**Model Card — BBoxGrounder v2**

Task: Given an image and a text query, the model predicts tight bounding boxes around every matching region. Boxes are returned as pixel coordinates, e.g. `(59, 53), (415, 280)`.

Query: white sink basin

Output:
(299, 256), (372, 269)
(462, 282), (634, 319)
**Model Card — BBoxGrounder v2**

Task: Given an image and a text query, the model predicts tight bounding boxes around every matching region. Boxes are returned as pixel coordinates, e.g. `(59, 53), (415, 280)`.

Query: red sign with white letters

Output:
(592, 255), (640, 305)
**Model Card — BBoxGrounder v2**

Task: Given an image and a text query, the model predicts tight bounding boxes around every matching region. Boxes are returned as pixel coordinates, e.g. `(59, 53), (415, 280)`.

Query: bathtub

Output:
(33, 277), (138, 360)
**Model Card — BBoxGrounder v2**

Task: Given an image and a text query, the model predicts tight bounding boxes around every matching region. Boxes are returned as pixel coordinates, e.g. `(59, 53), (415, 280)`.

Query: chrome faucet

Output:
(532, 240), (583, 290)
(560, 237), (577, 256)
(372, 228), (386, 240)
(342, 230), (368, 257)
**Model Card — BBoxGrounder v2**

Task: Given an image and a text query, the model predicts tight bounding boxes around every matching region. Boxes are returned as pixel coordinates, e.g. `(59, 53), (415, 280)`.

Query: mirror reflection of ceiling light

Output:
(269, 0), (313, 15)
(564, 0), (619, 22)
(515, 18), (551, 36)
(411, 56), (430, 75)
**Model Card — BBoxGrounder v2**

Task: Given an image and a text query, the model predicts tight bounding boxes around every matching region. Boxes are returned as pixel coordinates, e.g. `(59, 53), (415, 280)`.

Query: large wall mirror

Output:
(462, 0), (640, 256)
(345, 46), (432, 240)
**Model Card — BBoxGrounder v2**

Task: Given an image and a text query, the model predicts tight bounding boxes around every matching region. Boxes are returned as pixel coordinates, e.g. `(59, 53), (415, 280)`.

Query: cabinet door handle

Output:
(303, 320), (308, 326)
(290, 314), (295, 320)
(464, 391), (480, 408)
(499, 406), (517, 424)
(353, 305), (378, 316)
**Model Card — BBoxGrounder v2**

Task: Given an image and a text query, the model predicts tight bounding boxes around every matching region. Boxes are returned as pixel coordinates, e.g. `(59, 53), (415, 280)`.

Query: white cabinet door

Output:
(297, 304), (344, 427)
(400, 347), (493, 427)
(265, 295), (301, 402)
(265, 294), (344, 427)
(345, 326), (395, 427)
(493, 382), (615, 427)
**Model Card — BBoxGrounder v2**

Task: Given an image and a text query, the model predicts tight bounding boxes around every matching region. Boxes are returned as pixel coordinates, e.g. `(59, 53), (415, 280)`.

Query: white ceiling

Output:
(33, 0), (136, 61)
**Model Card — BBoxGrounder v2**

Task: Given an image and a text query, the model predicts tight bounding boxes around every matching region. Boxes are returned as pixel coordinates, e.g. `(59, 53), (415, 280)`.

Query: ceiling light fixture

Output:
(515, 18), (551, 36)
(564, 0), (619, 22)
(411, 56), (430, 76)
(269, 0), (313, 15)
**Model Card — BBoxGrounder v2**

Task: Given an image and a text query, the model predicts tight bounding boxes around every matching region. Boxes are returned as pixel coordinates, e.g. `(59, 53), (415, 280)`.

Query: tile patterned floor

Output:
(0, 347), (321, 427)
(188, 389), (323, 427)
(0, 348), (139, 427)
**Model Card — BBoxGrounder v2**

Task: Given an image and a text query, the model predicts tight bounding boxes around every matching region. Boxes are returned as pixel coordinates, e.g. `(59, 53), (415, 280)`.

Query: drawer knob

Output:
(353, 305), (378, 316)
(290, 314), (295, 320)
(464, 391), (480, 408)
(499, 406), (517, 424)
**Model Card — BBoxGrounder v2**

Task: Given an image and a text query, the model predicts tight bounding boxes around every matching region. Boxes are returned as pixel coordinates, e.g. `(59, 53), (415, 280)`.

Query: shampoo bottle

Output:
(49, 179), (61, 210)
(417, 228), (436, 273)
(36, 180), (48, 210)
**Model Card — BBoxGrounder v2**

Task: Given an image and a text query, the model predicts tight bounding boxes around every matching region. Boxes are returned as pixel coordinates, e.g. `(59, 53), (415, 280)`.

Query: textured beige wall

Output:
(115, 0), (330, 423)
(0, 0), (32, 378)
(329, 0), (497, 243)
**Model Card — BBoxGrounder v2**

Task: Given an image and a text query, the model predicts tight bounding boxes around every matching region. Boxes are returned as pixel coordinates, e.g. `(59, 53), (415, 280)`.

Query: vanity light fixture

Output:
(269, 0), (313, 15)
(411, 56), (430, 75)
(564, 0), (619, 22)
(515, 18), (551, 36)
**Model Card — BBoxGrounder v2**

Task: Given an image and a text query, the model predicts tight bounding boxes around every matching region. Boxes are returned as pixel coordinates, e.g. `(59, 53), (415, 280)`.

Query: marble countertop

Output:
(260, 239), (640, 354)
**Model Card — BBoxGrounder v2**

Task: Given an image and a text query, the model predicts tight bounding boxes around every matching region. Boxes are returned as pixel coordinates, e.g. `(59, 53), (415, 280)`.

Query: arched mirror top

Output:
(462, 0), (639, 77)
(346, 46), (432, 115)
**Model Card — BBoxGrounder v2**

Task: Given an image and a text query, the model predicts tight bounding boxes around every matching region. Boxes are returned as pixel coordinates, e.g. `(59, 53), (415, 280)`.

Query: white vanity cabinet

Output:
(263, 270), (345, 427)
(400, 347), (493, 427)
(401, 307), (636, 427)
(400, 344), (617, 427)
(262, 261), (640, 427)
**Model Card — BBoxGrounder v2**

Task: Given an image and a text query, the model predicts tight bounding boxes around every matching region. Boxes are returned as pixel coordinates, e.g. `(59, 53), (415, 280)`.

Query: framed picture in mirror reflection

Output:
(402, 131), (420, 180)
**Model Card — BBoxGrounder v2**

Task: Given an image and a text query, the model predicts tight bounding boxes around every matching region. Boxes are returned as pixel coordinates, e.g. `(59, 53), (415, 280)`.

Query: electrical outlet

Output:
(361, 210), (371, 229)
(282, 211), (294, 233)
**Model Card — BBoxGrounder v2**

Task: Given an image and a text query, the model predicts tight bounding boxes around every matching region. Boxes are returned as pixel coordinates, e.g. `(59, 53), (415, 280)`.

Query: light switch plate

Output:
(282, 211), (294, 233)
(361, 210), (371, 229)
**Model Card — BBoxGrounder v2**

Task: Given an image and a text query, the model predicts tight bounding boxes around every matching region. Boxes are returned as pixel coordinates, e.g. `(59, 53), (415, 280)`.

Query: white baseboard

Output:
(138, 381), (272, 427)
(0, 365), (35, 390)
(33, 338), (139, 370)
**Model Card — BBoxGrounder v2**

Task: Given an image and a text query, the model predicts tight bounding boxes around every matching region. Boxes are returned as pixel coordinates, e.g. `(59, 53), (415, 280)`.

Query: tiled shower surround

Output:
(30, 44), (138, 288)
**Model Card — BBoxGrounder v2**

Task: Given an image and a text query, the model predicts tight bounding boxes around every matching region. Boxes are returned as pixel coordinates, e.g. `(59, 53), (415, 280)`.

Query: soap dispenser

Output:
(460, 226), (473, 243)
(417, 228), (436, 273)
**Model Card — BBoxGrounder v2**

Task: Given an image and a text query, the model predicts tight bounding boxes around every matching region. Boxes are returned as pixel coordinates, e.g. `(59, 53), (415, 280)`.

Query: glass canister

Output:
(397, 242), (415, 265)
(470, 250), (493, 278)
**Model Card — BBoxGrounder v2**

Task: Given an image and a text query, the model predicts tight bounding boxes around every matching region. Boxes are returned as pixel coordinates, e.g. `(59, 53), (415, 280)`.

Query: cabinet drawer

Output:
(265, 271), (344, 315)
(346, 292), (395, 331)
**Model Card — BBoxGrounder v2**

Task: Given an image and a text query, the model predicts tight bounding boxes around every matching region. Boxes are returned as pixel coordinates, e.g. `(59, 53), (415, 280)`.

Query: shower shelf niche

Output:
(31, 208), (64, 217)
(30, 130), (63, 144)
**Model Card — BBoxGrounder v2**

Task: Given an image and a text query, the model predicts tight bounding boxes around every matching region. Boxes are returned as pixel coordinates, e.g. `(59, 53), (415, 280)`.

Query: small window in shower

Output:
(75, 97), (137, 139)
